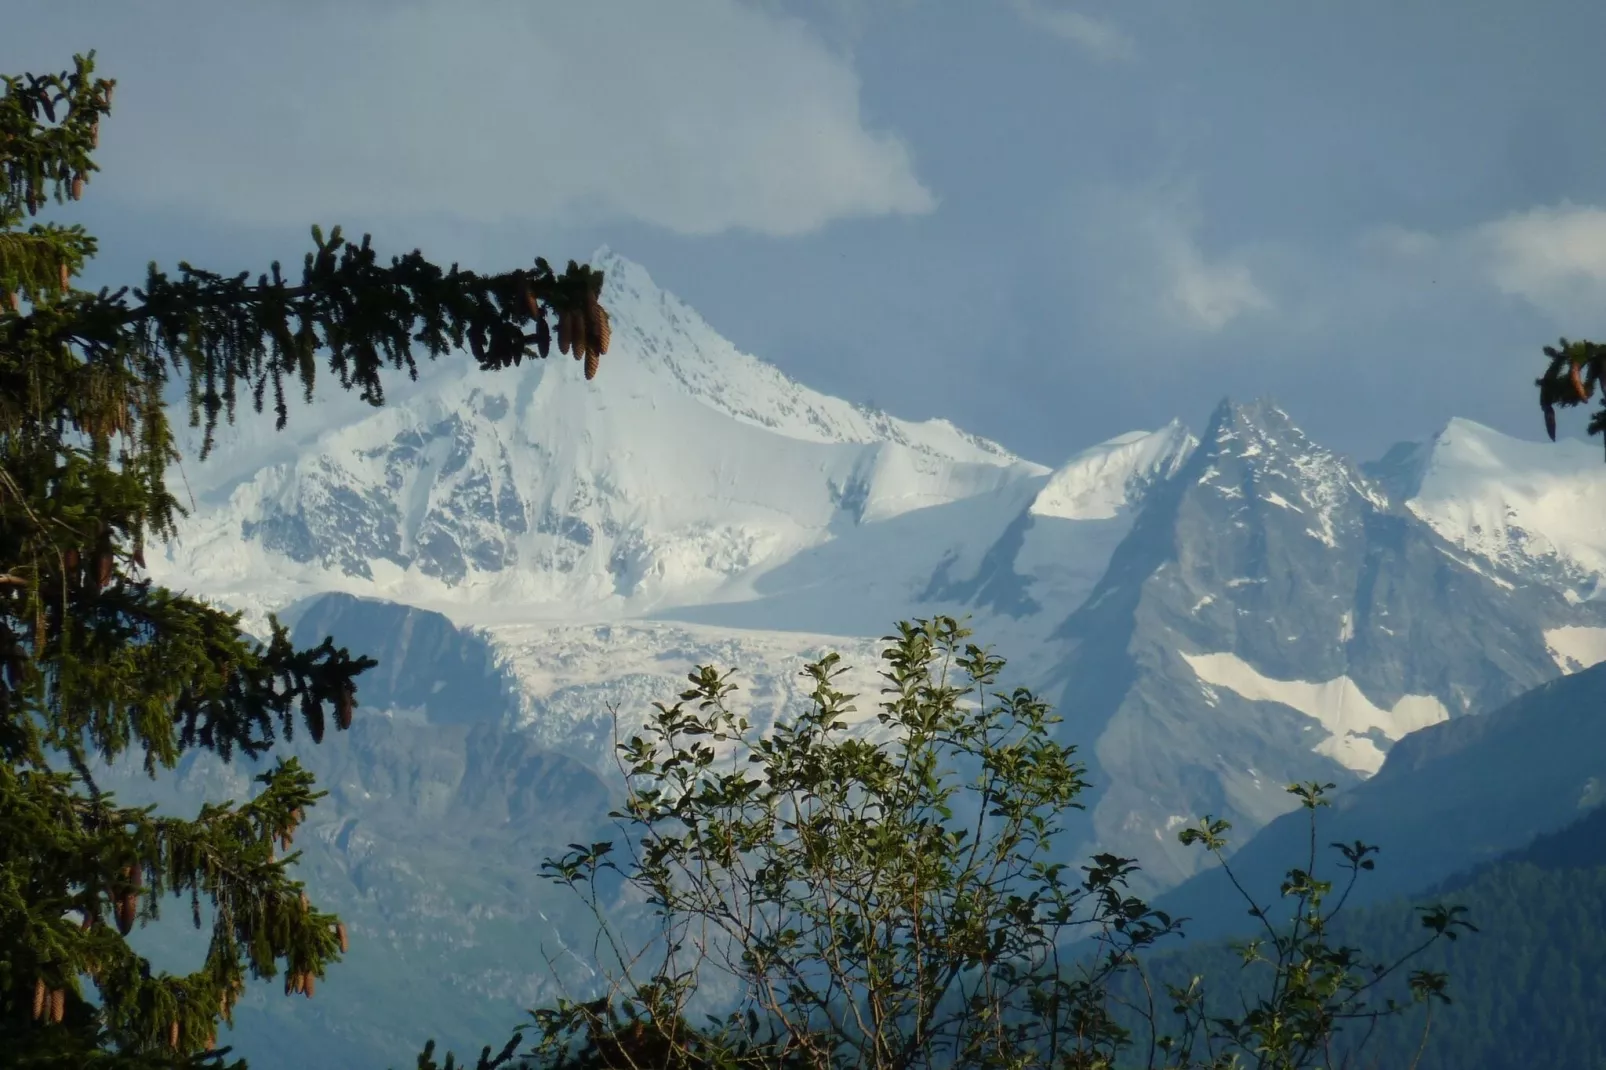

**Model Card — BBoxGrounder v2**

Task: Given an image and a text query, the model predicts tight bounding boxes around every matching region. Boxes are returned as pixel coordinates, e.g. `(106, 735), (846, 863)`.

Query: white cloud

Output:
(15, 0), (934, 236)
(1125, 193), (1272, 333)
(1363, 203), (1606, 325)
(1474, 203), (1606, 320)
(1154, 224), (1273, 332)
(1010, 0), (1134, 61)
(1358, 224), (1440, 260)
(1041, 185), (1273, 340)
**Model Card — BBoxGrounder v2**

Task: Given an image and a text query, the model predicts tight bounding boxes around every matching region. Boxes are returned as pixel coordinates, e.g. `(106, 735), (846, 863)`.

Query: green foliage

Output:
(1536, 337), (1606, 451)
(431, 619), (1464, 1070)
(1143, 803), (1606, 1069)
(1138, 784), (1473, 1069)
(0, 53), (606, 1068)
(525, 616), (1164, 1070)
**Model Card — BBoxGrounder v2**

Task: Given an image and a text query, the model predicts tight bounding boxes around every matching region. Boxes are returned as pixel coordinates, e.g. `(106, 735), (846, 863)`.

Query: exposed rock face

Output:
(1043, 400), (1589, 888)
(138, 252), (1606, 1067)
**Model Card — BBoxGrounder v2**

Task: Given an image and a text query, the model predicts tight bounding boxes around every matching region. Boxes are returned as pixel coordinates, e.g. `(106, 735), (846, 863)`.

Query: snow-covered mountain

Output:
(1370, 417), (1606, 593)
(157, 250), (1045, 627)
(1042, 399), (1602, 887)
(140, 249), (1606, 1067)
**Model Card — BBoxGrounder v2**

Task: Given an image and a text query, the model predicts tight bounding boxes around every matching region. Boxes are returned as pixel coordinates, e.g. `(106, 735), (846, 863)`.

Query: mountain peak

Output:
(1029, 421), (1195, 521)
(1179, 398), (1390, 548)
(1389, 416), (1606, 583)
(156, 250), (1047, 617)
(572, 250), (1038, 467)
(1201, 396), (1305, 449)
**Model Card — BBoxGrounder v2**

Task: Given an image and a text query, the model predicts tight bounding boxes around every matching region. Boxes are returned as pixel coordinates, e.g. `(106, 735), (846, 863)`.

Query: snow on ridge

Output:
(591, 249), (1043, 471)
(156, 250), (1055, 627)
(1404, 417), (1606, 580)
(1029, 421), (1196, 521)
(1197, 399), (1387, 546)
(1183, 652), (1448, 776)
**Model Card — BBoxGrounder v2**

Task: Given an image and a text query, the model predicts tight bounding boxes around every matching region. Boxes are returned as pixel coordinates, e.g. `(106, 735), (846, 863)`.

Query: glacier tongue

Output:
(147, 253), (1606, 905)
(127, 254), (1606, 1070)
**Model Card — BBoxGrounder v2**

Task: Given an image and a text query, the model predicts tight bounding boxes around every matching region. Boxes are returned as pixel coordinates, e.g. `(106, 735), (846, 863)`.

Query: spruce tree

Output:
(0, 53), (610, 1068)
(1537, 338), (1606, 452)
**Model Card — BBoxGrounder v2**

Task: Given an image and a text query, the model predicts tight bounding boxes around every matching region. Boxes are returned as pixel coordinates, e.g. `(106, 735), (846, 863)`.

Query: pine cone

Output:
(170, 1019), (179, 1049)
(596, 306), (611, 355)
(51, 988), (65, 1024)
(335, 682), (354, 730)
(303, 973), (315, 999)
(336, 921), (349, 953)
(32, 978), (45, 1021)
(71, 175), (84, 201)
(585, 348), (601, 381)
(95, 549), (113, 592)
(115, 892), (136, 935)
(60, 262), (69, 291)
(300, 891), (310, 912)
(557, 309), (573, 356)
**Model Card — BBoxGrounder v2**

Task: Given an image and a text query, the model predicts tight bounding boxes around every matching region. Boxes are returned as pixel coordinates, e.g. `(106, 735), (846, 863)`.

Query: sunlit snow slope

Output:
(1380, 417), (1606, 593)
(151, 251), (1606, 894)
(154, 250), (1051, 626)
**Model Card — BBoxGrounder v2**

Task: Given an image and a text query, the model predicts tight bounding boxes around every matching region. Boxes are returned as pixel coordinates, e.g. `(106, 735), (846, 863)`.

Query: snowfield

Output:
(148, 247), (1606, 871)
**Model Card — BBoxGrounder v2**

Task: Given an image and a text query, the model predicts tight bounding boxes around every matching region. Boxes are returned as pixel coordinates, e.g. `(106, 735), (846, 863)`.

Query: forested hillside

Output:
(1132, 804), (1606, 1069)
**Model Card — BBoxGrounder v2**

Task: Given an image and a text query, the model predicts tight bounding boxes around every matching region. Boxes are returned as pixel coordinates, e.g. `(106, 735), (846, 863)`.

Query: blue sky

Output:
(8, 1), (1606, 465)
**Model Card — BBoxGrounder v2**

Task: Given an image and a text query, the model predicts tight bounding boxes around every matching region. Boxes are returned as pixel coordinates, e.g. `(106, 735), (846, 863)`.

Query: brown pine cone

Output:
(336, 921), (349, 953)
(32, 978), (45, 1021)
(335, 683), (354, 730)
(51, 988), (65, 1024)
(585, 348), (601, 381)
(535, 315), (551, 358)
(115, 893), (136, 935)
